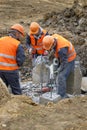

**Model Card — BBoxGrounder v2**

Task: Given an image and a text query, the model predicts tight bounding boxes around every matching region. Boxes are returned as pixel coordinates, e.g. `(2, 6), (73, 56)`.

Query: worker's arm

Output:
(58, 47), (68, 72)
(26, 34), (31, 49)
(16, 44), (25, 67)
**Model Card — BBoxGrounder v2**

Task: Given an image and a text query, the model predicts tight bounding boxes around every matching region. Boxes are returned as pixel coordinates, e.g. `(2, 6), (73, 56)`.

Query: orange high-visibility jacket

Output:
(30, 29), (47, 55)
(52, 34), (76, 62)
(0, 36), (20, 70)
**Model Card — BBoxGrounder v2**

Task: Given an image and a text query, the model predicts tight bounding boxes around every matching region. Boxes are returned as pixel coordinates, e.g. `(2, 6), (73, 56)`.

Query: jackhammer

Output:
(44, 57), (60, 98)
(33, 54), (59, 97)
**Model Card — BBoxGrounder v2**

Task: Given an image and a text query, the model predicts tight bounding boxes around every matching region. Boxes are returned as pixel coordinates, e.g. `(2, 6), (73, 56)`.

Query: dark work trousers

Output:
(0, 70), (22, 95)
(56, 60), (75, 98)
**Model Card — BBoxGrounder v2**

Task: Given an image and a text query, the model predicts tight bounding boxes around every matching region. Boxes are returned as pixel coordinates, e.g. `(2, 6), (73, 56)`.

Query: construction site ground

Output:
(0, 0), (87, 130)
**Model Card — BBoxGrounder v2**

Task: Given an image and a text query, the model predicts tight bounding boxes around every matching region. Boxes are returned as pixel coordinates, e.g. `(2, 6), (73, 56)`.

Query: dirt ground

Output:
(1, 85), (87, 130)
(0, 0), (87, 130)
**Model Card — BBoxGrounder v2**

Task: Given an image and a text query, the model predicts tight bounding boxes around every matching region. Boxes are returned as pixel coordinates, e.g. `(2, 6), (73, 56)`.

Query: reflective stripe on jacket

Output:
(0, 36), (20, 70)
(30, 29), (47, 55)
(52, 34), (76, 62)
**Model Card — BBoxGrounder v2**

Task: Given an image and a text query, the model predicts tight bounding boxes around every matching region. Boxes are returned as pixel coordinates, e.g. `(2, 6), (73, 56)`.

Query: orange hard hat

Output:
(43, 36), (54, 50)
(29, 22), (40, 34)
(11, 24), (25, 36)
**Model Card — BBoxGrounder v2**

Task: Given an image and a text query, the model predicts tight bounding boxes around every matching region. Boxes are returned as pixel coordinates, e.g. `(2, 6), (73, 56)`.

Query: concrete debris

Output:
(39, 92), (61, 105)
(81, 77), (87, 92)
(21, 81), (57, 104)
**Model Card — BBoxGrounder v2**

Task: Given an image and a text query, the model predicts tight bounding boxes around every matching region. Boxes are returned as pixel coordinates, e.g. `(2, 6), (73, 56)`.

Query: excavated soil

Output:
(0, 0), (87, 130)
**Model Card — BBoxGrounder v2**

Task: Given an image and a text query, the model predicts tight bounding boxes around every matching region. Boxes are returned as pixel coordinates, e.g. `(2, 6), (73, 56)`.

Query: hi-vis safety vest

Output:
(52, 34), (76, 62)
(0, 36), (20, 70)
(30, 29), (47, 55)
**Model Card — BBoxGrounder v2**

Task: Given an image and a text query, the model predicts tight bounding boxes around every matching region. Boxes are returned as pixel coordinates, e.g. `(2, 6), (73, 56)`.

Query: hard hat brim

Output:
(43, 44), (52, 50)
(29, 29), (39, 35)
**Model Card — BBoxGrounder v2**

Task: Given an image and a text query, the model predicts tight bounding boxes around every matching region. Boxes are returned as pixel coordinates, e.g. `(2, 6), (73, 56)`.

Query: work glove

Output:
(28, 48), (33, 55)
(28, 48), (33, 60)
(43, 50), (48, 56)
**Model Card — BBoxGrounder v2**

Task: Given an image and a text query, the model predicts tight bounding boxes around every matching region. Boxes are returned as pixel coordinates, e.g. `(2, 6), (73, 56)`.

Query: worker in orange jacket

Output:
(0, 24), (25, 95)
(26, 22), (49, 66)
(42, 34), (76, 98)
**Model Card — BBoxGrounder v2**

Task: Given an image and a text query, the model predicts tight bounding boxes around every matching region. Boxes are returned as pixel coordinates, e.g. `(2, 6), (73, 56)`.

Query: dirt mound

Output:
(0, 78), (11, 105)
(0, 94), (87, 130)
(40, 1), (87, 75)
(0, 76), (87, 130)
(42, 1), (87, 43)
(77, 43), (87, 75)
